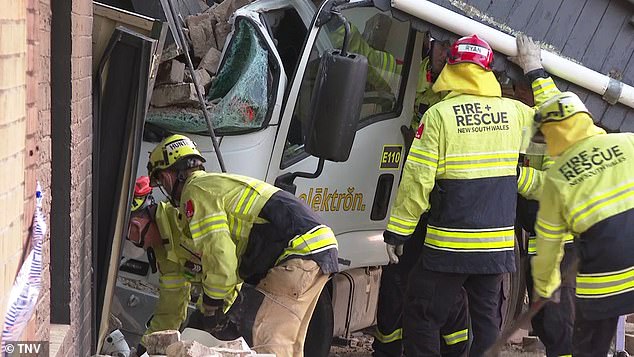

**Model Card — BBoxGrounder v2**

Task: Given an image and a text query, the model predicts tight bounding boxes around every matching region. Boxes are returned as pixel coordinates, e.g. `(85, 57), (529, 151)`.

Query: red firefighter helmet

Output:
(131, 176), (153, 212)
(447, 34), (494, 71)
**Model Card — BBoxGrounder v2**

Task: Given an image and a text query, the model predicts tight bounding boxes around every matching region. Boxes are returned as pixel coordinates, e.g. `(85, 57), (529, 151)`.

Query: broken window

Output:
(146, 19), (276, 135)
(206, 19), (275, 133)
(282, 8), (411, 165)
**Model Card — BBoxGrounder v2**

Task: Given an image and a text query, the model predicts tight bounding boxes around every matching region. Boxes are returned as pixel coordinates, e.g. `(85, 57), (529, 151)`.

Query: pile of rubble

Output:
(142, 330), (260, 357)
(148, 0), (254, 132)
(97, 329), (267, 357)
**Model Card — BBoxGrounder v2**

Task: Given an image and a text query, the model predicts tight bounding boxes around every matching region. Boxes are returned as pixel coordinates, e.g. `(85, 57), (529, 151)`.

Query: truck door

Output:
(267, 6), (421, 268)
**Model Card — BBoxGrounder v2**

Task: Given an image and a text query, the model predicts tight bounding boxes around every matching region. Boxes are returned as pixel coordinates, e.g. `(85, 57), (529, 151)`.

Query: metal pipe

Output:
(392, 0), (634, 109)
(163, 0), (227, 172)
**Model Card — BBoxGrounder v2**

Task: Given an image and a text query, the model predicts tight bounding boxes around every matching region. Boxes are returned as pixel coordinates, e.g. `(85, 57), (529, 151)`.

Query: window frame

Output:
(280, 23), (416, 169)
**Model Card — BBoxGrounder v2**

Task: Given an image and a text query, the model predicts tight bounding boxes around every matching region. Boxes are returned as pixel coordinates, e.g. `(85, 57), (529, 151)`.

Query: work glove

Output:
(508, 34), (542, 74)
(532, 288), (560, 306)
(386, 243), (403, 264)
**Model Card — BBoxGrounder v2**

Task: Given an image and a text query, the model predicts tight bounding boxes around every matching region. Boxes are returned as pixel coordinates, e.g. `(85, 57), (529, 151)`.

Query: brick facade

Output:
(68, 0), (94, 355)
(0, 0), (28, 337)
(0, 0), (93, 356)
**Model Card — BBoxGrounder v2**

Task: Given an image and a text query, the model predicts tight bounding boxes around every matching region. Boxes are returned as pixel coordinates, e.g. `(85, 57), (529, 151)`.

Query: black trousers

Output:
(525, 246), (576, 357)
(373, 216), (469, 357)
(403, 265), (503, 357)
(572, 305), (618, 357)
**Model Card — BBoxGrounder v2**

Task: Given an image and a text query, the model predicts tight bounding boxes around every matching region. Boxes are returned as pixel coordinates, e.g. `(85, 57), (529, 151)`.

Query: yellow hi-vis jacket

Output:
(528, 82), (634, 319)
(517, 150), (574, 254)
(142, 202), (197, 344)
(385, 91), (534, 274)
(179, 172), (339, 308)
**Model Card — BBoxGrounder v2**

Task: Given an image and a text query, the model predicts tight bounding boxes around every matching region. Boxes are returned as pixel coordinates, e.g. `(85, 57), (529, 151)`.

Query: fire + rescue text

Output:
(559, 145), (626, 185)
(453, 103), (509, 133)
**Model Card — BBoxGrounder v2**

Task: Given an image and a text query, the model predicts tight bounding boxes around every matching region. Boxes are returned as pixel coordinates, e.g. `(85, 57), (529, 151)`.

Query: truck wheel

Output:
(303, 286), (334, 357)
(501, 233), (528, 330)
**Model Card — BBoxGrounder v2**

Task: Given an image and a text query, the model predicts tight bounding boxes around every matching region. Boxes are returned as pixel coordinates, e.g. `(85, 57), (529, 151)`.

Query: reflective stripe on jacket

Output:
(532, 131), (634, 319)
(180, 172), (338, 306)
(386, 91), (534, 273)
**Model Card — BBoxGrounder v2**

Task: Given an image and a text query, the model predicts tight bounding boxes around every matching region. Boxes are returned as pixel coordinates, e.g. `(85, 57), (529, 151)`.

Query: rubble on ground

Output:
(148, 330), (259, 357)
(148, 0), (255, 134)
(145, 330), (182, 355)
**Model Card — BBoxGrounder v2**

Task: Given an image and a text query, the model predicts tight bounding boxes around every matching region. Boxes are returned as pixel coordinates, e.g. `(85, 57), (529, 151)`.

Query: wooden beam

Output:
(94, 2), (156, 32)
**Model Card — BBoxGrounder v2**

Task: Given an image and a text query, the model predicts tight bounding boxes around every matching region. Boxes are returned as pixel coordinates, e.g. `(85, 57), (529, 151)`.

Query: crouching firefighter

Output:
(128, 176), (244, 355)
(513, 34), (634, 357)
(146, 134), (339, 356)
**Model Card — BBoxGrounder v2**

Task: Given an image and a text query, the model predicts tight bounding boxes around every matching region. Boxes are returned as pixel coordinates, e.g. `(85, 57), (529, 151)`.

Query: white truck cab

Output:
(119, 0), (522, 353)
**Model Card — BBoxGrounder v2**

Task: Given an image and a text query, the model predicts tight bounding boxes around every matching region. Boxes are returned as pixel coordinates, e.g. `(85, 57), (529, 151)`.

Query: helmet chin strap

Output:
(160, 170), (187, 207)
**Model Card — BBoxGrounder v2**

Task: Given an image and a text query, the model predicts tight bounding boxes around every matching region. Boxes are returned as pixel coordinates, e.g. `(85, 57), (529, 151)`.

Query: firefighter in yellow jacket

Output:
(516, 146), (576, 357)
(384, 34), (535, 355)
(145, 134), (338, 356)
(127, 176), (242, 355)
(513, 34), (634, 357)
(333, 26), (471, 356)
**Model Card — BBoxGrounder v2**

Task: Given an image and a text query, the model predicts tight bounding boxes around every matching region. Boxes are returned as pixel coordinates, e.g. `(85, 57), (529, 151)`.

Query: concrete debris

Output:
(198, 47), (222, 75)
(166, 340), (220, 357)
(147, 0), (255, 130)
(185, 68), (213, 90)
(156, 60), (186, 85)
(151, 83), (200, 107)
(161, 43), (181, 64)
(139, 332), (259, 357)
(213, 22), (232, 52)
(118, 276), (159, 296)
(212, 0), (253, 23)
(145, 330), (182, 355)
(186, 12), (218, 59)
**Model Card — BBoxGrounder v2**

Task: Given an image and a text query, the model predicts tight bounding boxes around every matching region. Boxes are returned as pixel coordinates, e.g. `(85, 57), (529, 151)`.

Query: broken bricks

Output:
(156, 60), (186, 85)
(165, 340), (220, 357)
(186, 12), (218, 59)
(151, 83), (200, 107)
(144, 330), (182, 355)
(185, 68), (213, 90)
(198, 47), (222, 75)
(212, 0), (254, 23)
(213, 22), (232, 52)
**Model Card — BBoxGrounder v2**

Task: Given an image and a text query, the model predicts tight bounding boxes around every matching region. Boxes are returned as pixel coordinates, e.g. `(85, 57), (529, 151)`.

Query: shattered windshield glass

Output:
(207, 19), (272, 133)
(146, 19), (273, 135)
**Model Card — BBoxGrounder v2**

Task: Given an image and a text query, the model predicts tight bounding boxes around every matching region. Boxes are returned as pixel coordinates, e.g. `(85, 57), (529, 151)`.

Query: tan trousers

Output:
(251, 259), (329, 356)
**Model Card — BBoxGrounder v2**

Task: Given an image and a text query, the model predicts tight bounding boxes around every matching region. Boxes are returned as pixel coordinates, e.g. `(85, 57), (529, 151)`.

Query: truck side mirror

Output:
(304, 49), (368, 162)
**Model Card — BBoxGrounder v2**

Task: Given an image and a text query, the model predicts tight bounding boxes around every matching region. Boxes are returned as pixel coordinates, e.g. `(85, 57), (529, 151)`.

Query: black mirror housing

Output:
(304, 49), (368, 162)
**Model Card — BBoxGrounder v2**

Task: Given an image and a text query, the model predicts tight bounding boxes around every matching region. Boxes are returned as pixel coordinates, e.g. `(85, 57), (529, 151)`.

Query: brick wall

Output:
(22, 0), (52, 343)
(0, 1), (93, 355)
(50, 0), (94, 355)
(0, 0), (27, 334)
(67, 0), (93, 355)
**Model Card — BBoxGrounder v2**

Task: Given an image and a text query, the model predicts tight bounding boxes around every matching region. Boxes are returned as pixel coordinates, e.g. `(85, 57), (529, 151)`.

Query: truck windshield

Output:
(207, 19), (275, 134)
(146, 19), (276, 135)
